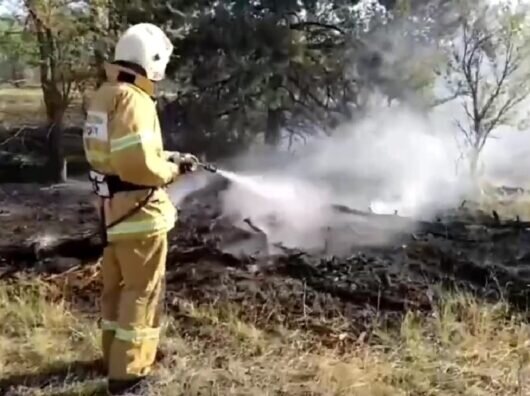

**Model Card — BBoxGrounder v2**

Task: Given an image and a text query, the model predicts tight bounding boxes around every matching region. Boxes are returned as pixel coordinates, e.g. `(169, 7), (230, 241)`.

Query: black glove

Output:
(172, 153), (199, 174)
(179, 160), (195, 174)
(167, 151), (181, 164)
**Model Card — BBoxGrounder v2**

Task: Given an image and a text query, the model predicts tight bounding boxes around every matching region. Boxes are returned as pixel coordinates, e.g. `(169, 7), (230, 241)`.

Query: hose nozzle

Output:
(199, 162), (218, 173)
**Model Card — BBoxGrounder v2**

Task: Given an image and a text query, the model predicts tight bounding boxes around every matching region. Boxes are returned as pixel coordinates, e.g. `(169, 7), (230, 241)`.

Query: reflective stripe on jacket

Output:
(83, 62), (179, 241)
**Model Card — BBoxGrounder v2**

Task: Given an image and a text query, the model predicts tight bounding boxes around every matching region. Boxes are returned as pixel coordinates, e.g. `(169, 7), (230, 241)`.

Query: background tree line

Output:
(0, 0), (529, 182)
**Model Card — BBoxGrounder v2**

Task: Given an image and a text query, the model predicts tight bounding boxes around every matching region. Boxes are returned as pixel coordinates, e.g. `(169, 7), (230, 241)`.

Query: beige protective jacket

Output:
(83, 63), (179, 241)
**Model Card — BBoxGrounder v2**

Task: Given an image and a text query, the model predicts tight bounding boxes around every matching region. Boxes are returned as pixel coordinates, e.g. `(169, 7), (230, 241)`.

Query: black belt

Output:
(89, 172), (157, 247)
(105, 175), (153, 195)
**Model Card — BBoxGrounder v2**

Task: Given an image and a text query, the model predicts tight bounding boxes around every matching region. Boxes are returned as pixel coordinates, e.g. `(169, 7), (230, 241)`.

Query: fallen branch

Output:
(0, 127), (28, 146)
(0, 232), (102, 264)
(243, 217), (267, 235)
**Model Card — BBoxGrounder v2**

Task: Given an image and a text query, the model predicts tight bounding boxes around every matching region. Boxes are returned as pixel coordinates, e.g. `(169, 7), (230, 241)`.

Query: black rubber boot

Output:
(106, 377), (147, 395)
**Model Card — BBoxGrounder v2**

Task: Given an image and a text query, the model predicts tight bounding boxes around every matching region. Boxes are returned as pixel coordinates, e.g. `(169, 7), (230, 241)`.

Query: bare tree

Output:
(444, 6), (530, 176)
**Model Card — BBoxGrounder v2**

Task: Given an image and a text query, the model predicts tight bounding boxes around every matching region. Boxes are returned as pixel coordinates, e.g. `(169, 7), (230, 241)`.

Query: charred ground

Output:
(1, 179), (529, 342)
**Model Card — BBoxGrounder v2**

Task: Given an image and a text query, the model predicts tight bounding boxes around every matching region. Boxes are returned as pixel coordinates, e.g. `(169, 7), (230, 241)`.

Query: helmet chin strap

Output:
(112, 60), (147, 77)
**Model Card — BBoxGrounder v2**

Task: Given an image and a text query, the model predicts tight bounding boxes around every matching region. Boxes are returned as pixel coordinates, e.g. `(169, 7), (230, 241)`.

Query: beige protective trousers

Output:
(100, 233), (167, 380)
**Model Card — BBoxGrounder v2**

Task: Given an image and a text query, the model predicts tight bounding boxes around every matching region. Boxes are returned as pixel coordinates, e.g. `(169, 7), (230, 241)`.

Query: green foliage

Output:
(21, 0), (103, 115)
(2, 0), (491, 162)
(153, 0), (462, 157)
(152, 0), (368, 156)
(0, 17), (39, 82)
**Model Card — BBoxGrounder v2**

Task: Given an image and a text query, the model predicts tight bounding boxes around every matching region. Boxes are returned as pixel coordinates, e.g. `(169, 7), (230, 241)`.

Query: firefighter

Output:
(82, 23), (198, 394)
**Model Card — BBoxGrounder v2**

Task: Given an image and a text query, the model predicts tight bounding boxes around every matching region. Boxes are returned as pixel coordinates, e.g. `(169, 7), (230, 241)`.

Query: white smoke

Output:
(217, 94), (530, 251)
(217, 106), (472, 250)
(220, 172), (335, 249)
(167, 171), (212, 205)
(480, 124), (530, 186)
(298, 108), (470, 217)
(213, 1), (530, 251)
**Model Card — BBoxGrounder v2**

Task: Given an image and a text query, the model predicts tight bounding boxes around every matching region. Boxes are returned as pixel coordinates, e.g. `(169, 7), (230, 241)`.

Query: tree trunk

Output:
(43, 82), (67, 183)
(28, 2), (68, 183)
(265, 108), (282, 147)
(10, 61), (18, 82)
(94, 46), (107, 87)
(47, 123), (67, 183)
(469, 148), (480, 178)
(468, 147), (484, 197)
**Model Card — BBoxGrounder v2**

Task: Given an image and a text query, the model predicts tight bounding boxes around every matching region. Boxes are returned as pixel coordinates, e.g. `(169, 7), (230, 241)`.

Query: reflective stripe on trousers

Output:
(106, 216), (174, 238)
(101, 319), (118, 331)
(115, 327), (160, 343)
(101, 320), (160, 343)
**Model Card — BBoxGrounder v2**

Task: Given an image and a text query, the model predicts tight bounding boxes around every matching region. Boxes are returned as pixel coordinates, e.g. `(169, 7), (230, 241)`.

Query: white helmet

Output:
(114, 23), (174, 81)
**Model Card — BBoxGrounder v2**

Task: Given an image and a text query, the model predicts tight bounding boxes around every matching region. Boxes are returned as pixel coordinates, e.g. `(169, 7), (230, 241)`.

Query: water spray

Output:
(197, 162), (281, 200)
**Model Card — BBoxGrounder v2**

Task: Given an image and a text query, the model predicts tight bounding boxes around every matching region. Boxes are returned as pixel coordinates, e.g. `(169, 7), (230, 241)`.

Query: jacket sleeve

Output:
(108, 90), (179, 187)
(163, 150), (178, 161)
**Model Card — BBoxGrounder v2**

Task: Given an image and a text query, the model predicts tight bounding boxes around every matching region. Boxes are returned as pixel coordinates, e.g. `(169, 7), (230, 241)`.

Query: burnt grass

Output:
(1, 181), (530, 339)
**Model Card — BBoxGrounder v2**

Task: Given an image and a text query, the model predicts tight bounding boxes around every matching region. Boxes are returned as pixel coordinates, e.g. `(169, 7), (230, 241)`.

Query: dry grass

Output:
(0, 87), (46, 126)
(479, 194), (530, 221)
(1, 281), (529, 396)
(476, 180), (530, 220)
(0, 281), (99, 376)
(0, 86), (84, 127)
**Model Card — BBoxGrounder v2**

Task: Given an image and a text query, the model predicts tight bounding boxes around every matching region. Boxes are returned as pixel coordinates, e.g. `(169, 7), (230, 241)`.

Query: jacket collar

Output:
(104, 62), (155, 97)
